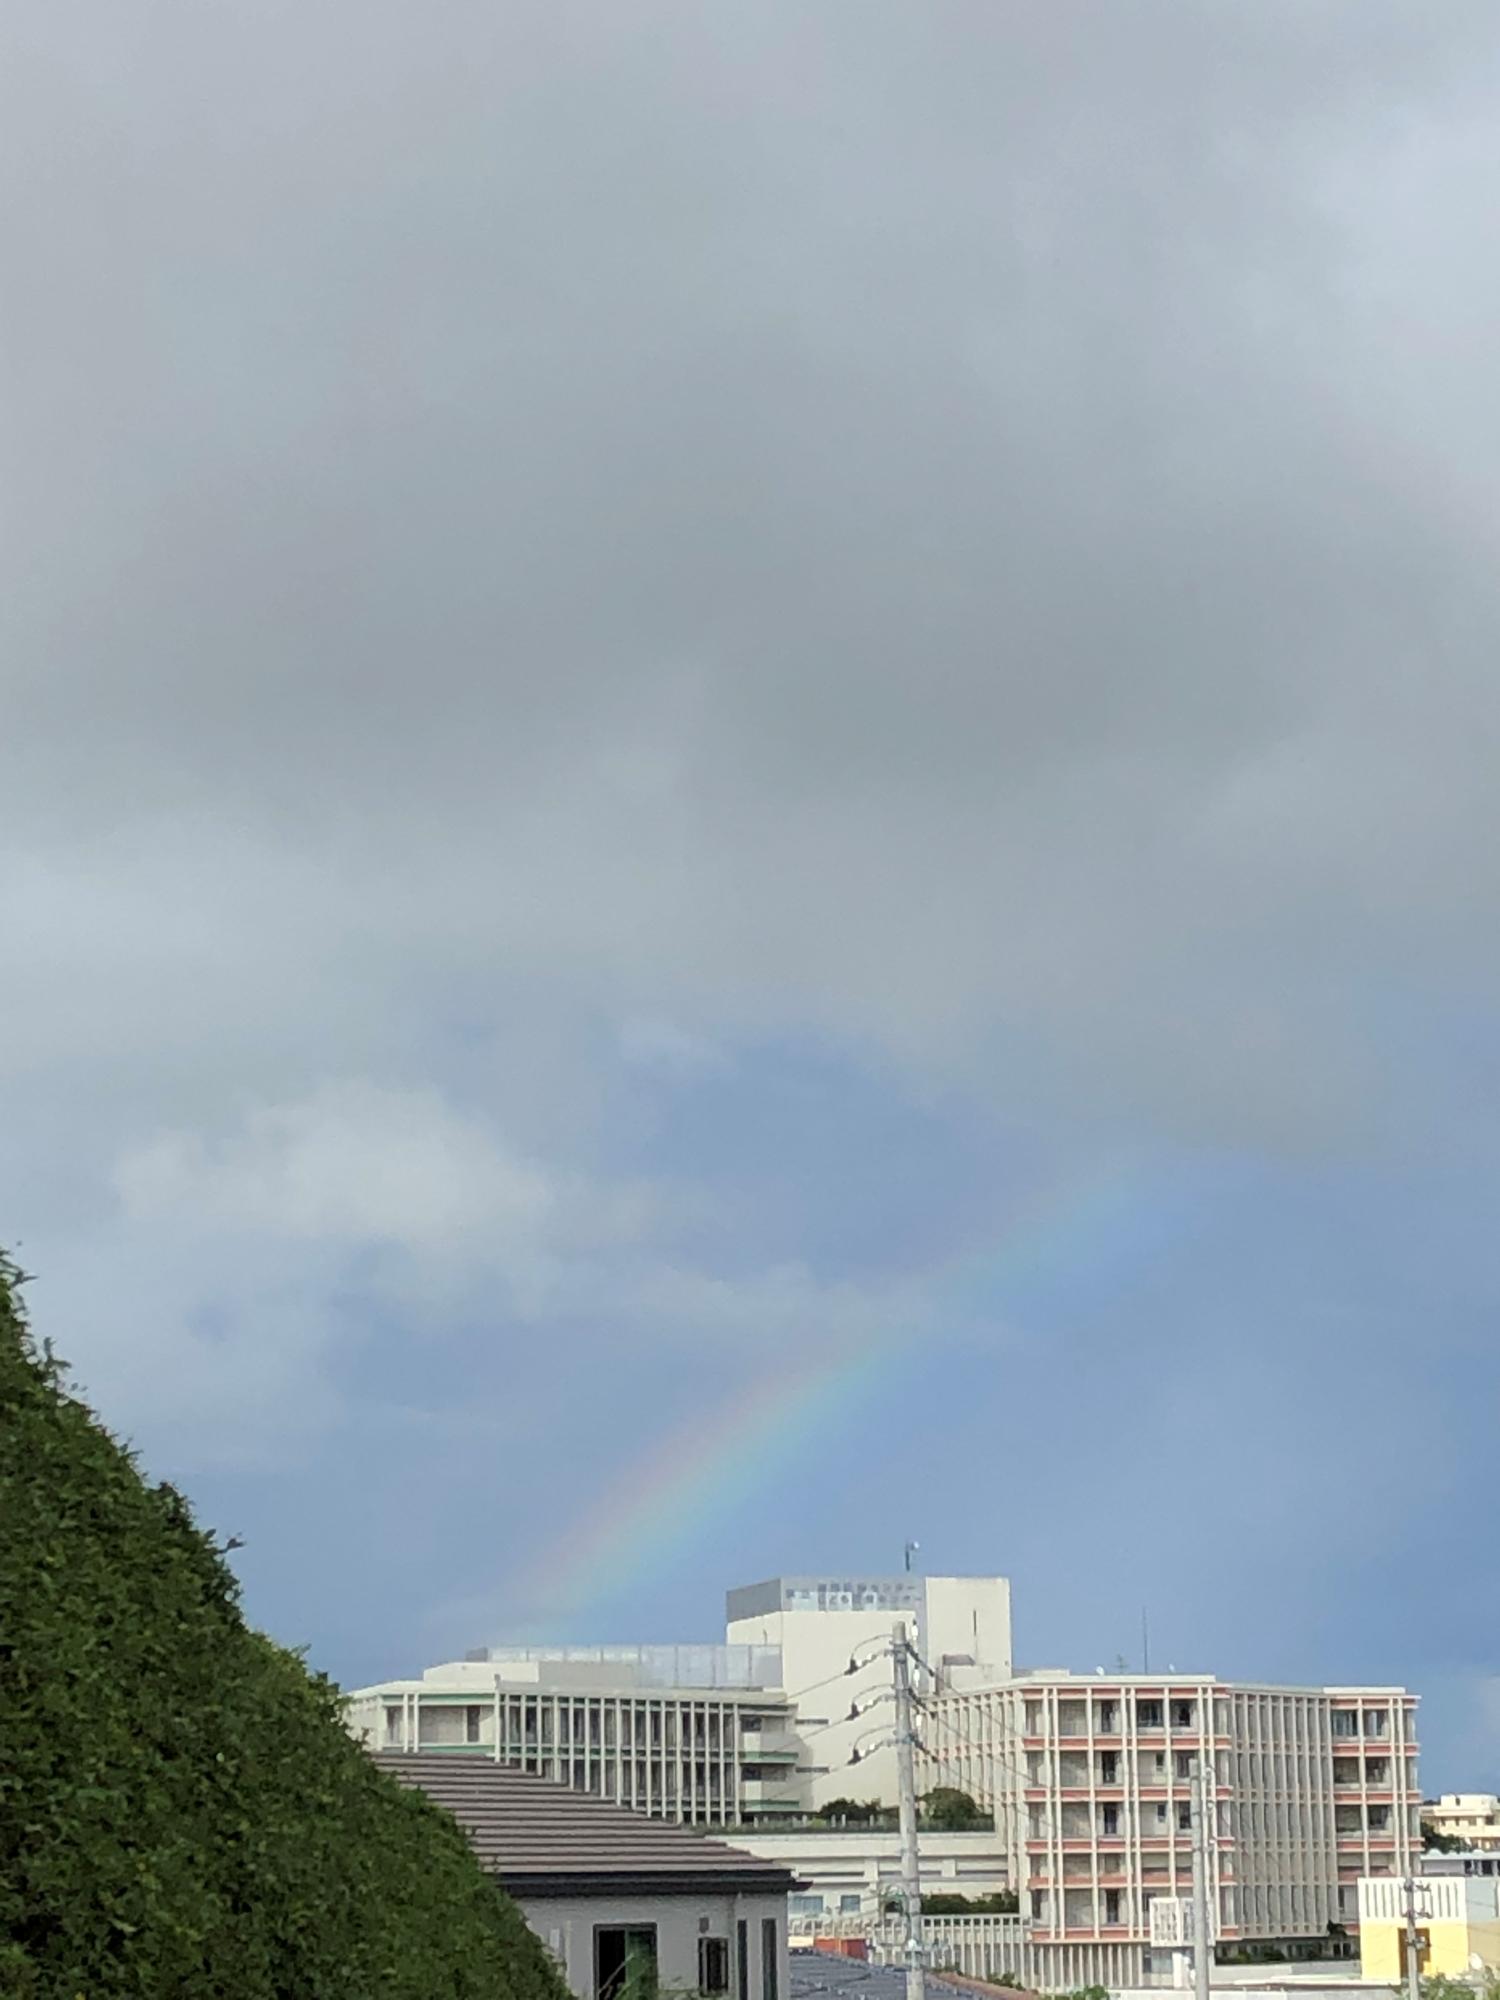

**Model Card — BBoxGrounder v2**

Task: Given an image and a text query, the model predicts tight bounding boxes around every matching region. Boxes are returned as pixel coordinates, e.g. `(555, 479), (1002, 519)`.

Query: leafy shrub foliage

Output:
(0, 1254), (568, 2000)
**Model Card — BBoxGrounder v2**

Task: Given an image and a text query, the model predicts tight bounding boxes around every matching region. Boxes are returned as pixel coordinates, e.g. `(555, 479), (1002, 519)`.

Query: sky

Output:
(5, 0), (1500, 1792)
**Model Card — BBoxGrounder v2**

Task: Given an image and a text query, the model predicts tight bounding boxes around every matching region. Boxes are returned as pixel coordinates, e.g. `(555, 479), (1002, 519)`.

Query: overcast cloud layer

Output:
(6, 1), (1500, 1785)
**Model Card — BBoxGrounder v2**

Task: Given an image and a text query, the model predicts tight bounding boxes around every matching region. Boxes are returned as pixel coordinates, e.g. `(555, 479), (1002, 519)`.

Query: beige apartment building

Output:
(1424, 1794), (1500, 1853)
(924, 1670), (1421, 1986)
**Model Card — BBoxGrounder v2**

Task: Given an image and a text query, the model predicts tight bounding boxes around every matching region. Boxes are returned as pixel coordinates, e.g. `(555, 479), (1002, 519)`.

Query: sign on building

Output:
(1149, 1898), (1213, 1948)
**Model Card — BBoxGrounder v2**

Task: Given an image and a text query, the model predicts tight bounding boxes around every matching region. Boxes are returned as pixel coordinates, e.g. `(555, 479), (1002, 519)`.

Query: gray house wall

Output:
(516, 1890), (787, 2000)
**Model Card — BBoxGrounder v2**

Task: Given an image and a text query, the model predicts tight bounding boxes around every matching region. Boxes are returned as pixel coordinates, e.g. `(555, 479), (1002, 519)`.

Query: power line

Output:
(782, 1649), (890, 1708)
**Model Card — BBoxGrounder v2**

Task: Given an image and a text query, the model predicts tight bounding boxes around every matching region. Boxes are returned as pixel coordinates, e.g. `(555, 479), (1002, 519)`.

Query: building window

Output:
(596, 1927), (657, 2000)
(384, 1706), (402, 1741)
(1172, 1702), (1195, 1730)
(699, 1939), (730, 1995)
(762, 1919), (779, 2000)
(788, 1897), (824, 1917)
(466, 1706), (482, 1743)
(839, 1896), (862, 1915)
(1137, 1700), (1163, 1729)
(1105, 1890), (1122, 1925)
(737, 1920), (749, 2000)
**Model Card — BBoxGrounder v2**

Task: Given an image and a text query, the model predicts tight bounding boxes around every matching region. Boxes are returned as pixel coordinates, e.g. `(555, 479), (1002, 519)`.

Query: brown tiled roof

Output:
(374, 1753), (796, 1899)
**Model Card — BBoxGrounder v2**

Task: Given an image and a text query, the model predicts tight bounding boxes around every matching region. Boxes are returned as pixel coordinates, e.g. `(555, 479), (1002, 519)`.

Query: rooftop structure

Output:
(459, 1645), (785, 1692)
(726, 1577), (927, 1622)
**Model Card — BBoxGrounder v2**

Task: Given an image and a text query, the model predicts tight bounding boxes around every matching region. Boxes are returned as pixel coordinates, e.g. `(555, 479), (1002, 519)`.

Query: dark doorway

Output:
(699, 1937), (730, 1995)
(595, 1925), (658, 2000)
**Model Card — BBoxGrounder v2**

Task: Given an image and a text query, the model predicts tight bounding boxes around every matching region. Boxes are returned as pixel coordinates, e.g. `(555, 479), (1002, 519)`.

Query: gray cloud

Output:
(7, 0), (1500, 1445)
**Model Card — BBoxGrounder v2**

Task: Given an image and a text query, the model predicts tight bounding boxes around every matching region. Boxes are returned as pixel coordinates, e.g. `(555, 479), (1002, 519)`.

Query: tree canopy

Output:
(0, 1252), (568, 2000)
(814, 1798), (892, 1825)
(920, 1787), (989, 1831)
(922, 1893), (1018, 1915)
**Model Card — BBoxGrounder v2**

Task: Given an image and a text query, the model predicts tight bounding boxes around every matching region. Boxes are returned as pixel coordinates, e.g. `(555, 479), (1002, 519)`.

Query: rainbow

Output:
(516, 1151), (1185, 1631)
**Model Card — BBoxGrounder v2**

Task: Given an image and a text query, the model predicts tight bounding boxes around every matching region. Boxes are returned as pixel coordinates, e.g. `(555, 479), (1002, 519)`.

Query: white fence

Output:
(791, 1912), (1151, 1991)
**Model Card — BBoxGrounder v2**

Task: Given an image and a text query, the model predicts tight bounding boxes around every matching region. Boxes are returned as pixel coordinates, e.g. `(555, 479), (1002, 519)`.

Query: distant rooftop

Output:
(460, 1642), (784, 1690)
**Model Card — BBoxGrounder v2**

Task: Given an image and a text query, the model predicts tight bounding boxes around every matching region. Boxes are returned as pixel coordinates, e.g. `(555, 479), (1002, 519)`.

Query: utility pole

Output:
(1402, 1875), (1426, 2000)
(892, 1622), (927, 2000)
(1189, 1758), (1211, 2000)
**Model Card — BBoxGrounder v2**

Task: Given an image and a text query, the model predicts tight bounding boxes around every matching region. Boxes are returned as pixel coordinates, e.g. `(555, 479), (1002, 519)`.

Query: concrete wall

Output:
(727, 1578), (1012, 1812)
(724, 1829), (1009, 1915)
(924, 1578), (1012, 1688)
(726, 1605), (906, 1810)
(516, 1892), (787, 2000)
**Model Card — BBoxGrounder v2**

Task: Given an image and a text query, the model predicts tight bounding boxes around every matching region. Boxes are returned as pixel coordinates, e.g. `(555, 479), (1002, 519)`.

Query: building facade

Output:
(347, 1646), (800, 1827)
(1424, 1793), (1500, 1853)
(726, 1574), (1012, 1813)
(347, 1576), (1011, 1827)
(923, 1671), (1421, 1985)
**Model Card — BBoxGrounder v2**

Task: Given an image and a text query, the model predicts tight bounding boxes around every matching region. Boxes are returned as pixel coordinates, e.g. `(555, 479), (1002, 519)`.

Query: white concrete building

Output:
(726, 1573), (1012, 1811)
(1423, 1794), (1500, 1853)
(347, 1575), (1012, 1826)
(924, 1670), (1421, 1986)
(347, 1645), (799, 1827)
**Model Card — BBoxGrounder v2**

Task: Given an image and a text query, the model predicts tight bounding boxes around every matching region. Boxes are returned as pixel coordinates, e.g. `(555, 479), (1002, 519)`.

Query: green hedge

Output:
(0, 1253), (568, 2000)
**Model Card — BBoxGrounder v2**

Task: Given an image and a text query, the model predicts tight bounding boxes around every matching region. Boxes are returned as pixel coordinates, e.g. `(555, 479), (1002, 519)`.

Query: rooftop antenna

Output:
(904, 1541), (920, 1575)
